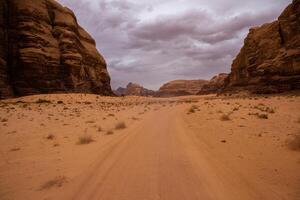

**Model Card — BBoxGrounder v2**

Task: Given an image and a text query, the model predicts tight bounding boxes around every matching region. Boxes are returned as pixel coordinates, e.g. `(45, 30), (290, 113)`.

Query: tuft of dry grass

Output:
(39, 176), (67, 190)
(287, 134), (300, 151)
(220, 114), (231, 121)
(35, 99), (51, 104)
(46, 134), (55, 140)
(77, 135), (94, 145)
(106, 130), (114, 135)
(257, 113), (268, 119)
(115, 122), (126, 130)
(187, 105), (199, 114)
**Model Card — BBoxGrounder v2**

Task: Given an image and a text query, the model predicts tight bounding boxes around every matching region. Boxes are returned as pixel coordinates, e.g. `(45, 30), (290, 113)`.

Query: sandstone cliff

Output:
(157, 80), (208, 97)
(198, 73), (228, 95)
(114, 82), (155, 96)
(225, 0), (300, 93)
(0, 0), (113, 99)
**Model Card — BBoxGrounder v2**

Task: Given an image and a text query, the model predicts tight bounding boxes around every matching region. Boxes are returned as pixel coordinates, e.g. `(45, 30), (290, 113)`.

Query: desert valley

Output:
(0, 0), (300, 200)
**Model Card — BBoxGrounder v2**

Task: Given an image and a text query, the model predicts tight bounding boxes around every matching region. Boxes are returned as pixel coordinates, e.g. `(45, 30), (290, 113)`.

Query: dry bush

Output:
(97, 127), (103, 132)
(77, 135), (94, 145)
(1, 118), (8, 122)
(188, 107), (196, 114)
(258, 113), (268, 119)
(287, 134), (300, 151)
(220, 114), (231, 121)
(106, 130), (114, 135)
(115, 122), (126, 130)
(39, 176), (67, 190)
(46, 134), (55, 140)
(35, 99), (51, 104)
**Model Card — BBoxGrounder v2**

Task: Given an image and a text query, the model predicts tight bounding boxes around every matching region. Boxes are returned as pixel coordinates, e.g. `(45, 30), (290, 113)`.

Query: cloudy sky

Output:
(58, 0), (291, 90)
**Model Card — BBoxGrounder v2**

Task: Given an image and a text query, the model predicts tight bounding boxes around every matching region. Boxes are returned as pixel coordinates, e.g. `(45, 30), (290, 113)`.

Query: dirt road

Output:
(55, 101), (299, 200)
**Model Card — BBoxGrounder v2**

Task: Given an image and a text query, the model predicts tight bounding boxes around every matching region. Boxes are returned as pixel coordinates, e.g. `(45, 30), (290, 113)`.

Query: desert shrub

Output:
(258, 113), (268, 119)
(46, 134), (55, 140)
(106, 130), (114, 135)
(35, 99), (51, 104)
(77, 135), (94, 144)
(115, 122), (126, 130)
(220, 114), (230, 121)
(287, 134), (300, 151)
(39, 176), (67, 190)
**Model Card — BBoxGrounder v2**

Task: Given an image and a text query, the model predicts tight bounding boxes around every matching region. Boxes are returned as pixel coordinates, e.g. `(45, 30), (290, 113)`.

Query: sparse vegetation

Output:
(220, 114), (231, 121)
(287, 134), (300, 151)
(77, 134), (94, 145)
(258, 113), (268, 119)
(115, 122), (126, 130)
(10, 147), (20, 151)
(39, 176), (67, 190)
(35, 99), (51, 104)
(97, 127), (103, 132)
(187, 105), (199, 114)
(46, 134), (55, 140)
(106, 130), (114, 135)
(1, 118), (8, 122)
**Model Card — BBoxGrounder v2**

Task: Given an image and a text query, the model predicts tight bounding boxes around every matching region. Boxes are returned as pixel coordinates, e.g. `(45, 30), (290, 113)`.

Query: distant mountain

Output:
(114, 82), (155, 96)
(156, 80), (209, 97)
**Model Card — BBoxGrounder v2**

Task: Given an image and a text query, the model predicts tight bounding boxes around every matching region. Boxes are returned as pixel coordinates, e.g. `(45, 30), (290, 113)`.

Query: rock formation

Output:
(114, 82), (155, 96)
(225, 0), (300, 93)
(114, 87), (126, 96)
(198, 73), (228, 95)
(157, 80), (208, 97)
(0, 0), (113, 99)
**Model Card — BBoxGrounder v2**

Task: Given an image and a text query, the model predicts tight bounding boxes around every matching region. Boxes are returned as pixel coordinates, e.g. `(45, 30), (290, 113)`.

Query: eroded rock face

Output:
(198, 73), (228, 95)
(157, 80), (209, 97)
(225, 0), (300, 93)
(115, 82), (155, 96)
(0, 0), (113, 99)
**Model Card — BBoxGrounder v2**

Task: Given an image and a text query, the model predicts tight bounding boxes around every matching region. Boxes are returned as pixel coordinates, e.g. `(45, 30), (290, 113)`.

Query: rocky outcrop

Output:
(225, 0), (300, 94)
(0, 0), (113, 99)
(114, 82), (155, 96)
(198, 73), (228, 95)
(156, 80), (209, 97)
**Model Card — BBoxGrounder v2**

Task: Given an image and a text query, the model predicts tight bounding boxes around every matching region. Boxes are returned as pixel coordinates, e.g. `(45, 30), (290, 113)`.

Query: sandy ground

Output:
(0, 93), (299, 200)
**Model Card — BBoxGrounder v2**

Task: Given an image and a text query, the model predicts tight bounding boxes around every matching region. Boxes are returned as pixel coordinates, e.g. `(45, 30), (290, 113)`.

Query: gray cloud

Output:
(58, 0), (291, 90)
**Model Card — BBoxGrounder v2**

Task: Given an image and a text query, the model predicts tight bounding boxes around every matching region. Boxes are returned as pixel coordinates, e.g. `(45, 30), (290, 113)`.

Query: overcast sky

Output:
(57, 0), (291, 90)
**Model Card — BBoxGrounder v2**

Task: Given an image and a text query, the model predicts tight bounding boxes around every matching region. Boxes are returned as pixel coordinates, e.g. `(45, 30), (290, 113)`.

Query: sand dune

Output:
(0, 94), (299, 200)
